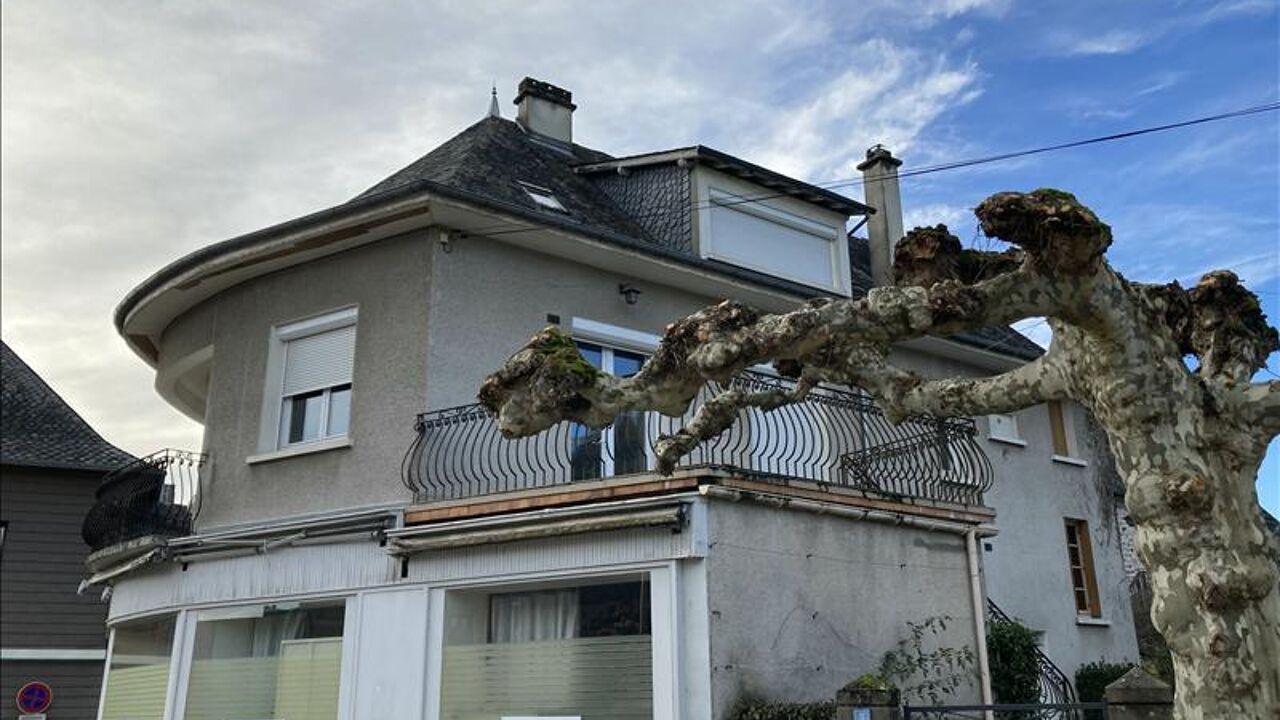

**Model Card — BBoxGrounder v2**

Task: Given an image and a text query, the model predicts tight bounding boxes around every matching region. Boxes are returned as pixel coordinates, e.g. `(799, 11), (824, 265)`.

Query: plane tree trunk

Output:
(478, 189), (1280, 719)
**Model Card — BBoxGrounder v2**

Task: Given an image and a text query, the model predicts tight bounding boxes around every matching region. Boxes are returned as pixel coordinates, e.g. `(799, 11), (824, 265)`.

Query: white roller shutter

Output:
(282, 325), (355, 396)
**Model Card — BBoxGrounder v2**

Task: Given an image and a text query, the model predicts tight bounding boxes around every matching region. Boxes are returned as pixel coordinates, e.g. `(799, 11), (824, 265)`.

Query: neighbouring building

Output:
(1, 341), (135, 719)
(82, 77), (1137, 719)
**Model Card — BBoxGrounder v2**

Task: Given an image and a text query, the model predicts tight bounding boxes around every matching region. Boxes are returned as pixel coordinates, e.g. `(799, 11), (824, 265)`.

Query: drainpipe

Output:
(967, 529), (994, 714)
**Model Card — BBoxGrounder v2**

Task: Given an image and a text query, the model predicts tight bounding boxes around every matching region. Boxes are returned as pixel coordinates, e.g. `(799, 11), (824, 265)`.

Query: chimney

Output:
(857, 145), (904, 287)
(513, 77), (576, 144)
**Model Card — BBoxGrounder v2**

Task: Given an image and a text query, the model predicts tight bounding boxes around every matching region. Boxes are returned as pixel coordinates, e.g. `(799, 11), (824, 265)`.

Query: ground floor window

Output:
(183, 601), (345, 720)
(441, 575), (653, 719)
(101, 615), (176, 720)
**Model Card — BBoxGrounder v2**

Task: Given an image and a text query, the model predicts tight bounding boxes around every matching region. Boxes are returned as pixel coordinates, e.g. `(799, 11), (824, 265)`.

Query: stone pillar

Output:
(833, 683), (901, 720)
(1104, 667), (1173, 720)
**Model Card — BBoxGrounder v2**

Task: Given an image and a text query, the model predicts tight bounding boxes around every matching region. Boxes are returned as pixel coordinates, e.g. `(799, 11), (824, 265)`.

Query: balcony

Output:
(403, 372), (992, 507)
(82, 449), (207, 552)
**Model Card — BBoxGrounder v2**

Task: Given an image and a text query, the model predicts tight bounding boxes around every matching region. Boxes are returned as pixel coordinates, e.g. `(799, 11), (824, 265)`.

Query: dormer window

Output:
(518, 181), (566, 212)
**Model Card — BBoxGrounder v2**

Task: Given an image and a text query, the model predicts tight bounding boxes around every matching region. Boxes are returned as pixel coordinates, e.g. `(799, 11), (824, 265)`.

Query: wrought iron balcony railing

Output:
(82, 449), (207, 552)
(987, 599), (1079, 712)
(403, 372), (992, 506)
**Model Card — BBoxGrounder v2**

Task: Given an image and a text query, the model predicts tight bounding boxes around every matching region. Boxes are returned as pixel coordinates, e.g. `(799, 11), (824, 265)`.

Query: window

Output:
(1064, 519), (1102, 617)
(518, 180), (567, 212)
(266, 308), (356, 450)
(184, 602), (346, 720)
(987, 413), (1023, 444)
(100, 615), (177, 720)
(1047, 400), (1084, 463)
(441, 577), (653, 719)
(570, 341), (649, 480)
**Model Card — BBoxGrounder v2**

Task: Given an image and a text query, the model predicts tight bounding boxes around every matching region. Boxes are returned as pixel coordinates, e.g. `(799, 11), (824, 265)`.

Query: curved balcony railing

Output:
(403, 372), (992, 505)
(82, 449), (207, 552)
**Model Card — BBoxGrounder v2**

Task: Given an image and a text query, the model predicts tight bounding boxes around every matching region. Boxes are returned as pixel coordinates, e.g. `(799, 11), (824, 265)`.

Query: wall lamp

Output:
(618, 283), (643, 305)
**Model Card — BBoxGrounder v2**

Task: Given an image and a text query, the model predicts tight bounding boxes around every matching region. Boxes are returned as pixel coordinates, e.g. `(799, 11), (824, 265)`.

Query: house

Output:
(1, 341), (135, 719)
(84, 77), (1136, 719)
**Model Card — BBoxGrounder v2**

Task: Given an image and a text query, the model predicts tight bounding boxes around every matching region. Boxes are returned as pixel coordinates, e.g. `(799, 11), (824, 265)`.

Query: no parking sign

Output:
(15, 680), (52, 716)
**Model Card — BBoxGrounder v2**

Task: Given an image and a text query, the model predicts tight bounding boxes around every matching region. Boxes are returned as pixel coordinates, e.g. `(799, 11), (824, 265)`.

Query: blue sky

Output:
(2, 0), (1276, 511)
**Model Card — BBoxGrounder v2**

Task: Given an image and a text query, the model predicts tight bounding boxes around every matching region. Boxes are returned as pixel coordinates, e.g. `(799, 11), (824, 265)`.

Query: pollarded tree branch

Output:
(850, 351), (1068, 424)
(1240, 380), (1280, 438)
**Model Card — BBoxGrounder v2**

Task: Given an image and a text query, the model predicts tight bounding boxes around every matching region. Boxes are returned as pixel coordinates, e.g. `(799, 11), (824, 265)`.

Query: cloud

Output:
(1, 0), (997, 455)
(1053, 29), (1150, 56)
(903, 203), (972, 230)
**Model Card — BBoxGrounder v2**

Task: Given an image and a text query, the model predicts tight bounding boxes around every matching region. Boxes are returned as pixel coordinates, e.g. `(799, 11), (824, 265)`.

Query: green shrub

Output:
(880, 615), (975, 704)
(986, 618), (1042, 705)
(729, 700), (836, 720)
(1075, 660), (1135, 703)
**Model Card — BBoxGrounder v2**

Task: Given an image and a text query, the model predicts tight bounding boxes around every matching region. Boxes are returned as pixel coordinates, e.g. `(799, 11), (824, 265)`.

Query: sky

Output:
(2, 0), (1277, 512)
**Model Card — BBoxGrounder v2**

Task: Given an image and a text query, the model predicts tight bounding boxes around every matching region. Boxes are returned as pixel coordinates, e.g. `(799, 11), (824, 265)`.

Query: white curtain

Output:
(251, 611), (306, 657)
(489, 589), (579, 643)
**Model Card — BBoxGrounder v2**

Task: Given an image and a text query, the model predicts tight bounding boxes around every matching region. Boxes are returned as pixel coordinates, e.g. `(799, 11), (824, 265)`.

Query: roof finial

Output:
(487, 82), (501, 118)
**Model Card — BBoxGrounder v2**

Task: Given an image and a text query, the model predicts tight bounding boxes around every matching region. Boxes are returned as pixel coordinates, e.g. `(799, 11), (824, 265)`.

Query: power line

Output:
(454, 100), (1280, 240)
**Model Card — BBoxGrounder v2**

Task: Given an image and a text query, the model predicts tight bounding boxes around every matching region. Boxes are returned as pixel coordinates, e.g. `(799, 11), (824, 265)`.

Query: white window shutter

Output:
(989, 413), (1018, 439)
(282, 325), (355, 396)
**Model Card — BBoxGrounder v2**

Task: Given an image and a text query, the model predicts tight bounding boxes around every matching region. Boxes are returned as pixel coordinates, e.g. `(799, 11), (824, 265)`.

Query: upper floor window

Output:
(1064, 518), (1102, 618)
(1047, 400), (1085, 465)
(269, 308), (357, 450)
(570, 341), (648, 479)
(987, 412), (1023, 445)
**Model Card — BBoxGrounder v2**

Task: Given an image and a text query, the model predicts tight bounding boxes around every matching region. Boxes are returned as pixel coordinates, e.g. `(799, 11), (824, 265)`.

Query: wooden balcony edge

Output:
(403, 469), (994, 526)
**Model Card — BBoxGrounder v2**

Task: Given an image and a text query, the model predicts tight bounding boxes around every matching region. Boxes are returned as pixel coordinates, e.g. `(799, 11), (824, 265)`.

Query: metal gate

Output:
(902, 702), (1108, 719)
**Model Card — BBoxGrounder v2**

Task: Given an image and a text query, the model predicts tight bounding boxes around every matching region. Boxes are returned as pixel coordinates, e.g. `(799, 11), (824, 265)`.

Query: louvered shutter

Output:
(282, 325), (355, 396)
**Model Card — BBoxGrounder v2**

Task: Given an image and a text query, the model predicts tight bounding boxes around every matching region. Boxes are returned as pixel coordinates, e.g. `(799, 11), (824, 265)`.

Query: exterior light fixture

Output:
(618, 284), (642, 305)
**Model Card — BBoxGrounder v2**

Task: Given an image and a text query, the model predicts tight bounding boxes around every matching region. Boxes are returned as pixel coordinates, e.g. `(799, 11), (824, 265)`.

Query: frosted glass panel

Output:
(101, 615), (175, 720)
(184, 604), (344, 720)
(440, 636), (652, 720)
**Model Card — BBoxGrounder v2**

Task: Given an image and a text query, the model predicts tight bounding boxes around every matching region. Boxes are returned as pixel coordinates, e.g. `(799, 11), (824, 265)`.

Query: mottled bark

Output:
(479, 188), (1280, 719)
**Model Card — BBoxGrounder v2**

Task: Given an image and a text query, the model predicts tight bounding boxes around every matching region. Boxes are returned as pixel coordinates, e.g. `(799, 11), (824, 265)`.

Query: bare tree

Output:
(479, 189), (1279, 719)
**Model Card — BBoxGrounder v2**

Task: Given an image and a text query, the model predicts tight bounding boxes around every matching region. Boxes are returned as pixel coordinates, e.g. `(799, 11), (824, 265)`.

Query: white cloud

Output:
(1055, 29), (1149, 56)
(1, 0), (995, 455)
(903, 203), (972, 230)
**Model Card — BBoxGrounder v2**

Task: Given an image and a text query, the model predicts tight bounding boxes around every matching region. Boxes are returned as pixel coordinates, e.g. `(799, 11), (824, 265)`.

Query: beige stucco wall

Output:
(163, 231), (432, 528)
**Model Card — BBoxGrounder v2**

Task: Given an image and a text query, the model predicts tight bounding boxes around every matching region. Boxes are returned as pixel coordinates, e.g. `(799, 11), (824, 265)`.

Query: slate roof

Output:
(1, 341), (134, 471)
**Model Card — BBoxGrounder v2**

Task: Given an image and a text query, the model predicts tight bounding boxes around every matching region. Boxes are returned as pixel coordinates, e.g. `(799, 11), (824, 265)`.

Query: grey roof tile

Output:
(1, 341), (134, 471)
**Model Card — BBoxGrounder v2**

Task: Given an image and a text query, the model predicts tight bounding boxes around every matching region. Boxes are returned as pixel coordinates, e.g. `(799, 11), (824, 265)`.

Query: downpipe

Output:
(967, 529), (995, 719)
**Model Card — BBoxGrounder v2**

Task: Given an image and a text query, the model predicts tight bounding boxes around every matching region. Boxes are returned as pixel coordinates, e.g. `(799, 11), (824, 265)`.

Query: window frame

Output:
(1064, 518), (1103, 618)
(987, 412), (1025, 447)
(1047, 400), (1087, 466)
(255, 306), (358, 459)
(570, 340), (651, 478)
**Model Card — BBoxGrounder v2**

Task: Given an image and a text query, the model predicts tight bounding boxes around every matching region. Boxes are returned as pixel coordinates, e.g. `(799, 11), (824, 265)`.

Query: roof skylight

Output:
(518, 181), (567, 213)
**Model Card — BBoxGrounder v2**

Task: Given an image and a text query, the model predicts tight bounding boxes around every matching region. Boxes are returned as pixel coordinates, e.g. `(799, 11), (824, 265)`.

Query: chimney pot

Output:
(513, 77), (576, 144)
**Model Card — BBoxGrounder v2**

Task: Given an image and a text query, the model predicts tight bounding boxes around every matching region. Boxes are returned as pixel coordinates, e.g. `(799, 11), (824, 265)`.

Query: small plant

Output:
(851, 672), (894, 692)
(986, 617), (1042, 705)
(1076, 660), (1135, 719)
(880, 615), (976, 705)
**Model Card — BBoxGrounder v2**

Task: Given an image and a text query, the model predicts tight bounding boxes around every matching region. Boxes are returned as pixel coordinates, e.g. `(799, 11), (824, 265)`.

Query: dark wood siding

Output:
(0, 466), (109, 649)
(0, 659), (104, 720)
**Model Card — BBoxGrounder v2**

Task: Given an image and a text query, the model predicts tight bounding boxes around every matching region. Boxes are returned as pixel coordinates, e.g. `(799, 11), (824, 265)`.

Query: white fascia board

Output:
(431, 199), (810, 314)
(0, 648), (107, 661)
(120, 196), (433, 365)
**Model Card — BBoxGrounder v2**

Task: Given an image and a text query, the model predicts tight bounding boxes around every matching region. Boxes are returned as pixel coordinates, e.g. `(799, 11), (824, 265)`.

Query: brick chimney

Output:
(857, 145), (904, 287)
(514, 77), (576, 144)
